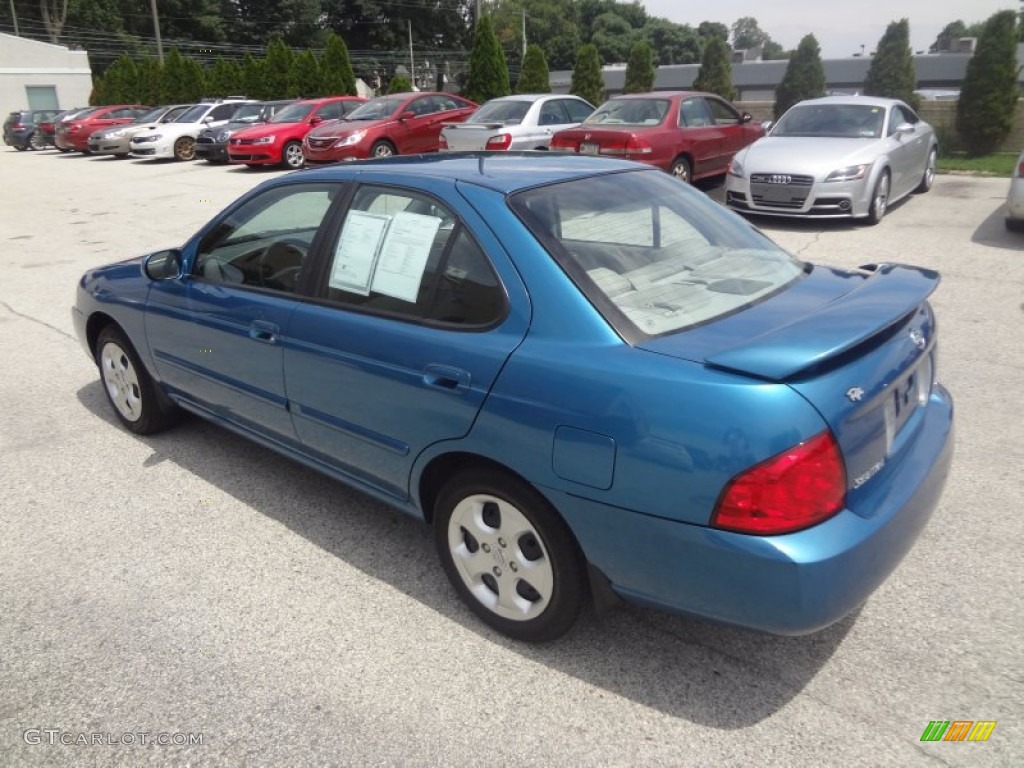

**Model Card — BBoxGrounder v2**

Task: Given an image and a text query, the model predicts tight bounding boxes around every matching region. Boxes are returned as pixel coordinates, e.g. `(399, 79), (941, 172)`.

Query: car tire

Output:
(434, 468), (586, 642)
(915, 147), (937, 193)
(281, 140), (305, 170)
(96, 325), (179, 435)
(371, 140), (397, 159)
(173, 136), (196, 161)
(29, 131), (46, 151)
(14, 144), (27, 151)
(57, 146), (70, 153)
(670, 156), (692, 184)
(866, 171), (890, 225)
(1005, 218), (1024, 232)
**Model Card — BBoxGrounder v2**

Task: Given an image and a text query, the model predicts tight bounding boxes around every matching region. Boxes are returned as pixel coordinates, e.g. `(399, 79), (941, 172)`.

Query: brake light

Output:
(12, 123), (25, 130)
(711, 431), (846, 535)
(597, 135), (653, 156)
(438, 134), (448, 149)
(549, 135), (572, 150)
(486, 133), (512, 150)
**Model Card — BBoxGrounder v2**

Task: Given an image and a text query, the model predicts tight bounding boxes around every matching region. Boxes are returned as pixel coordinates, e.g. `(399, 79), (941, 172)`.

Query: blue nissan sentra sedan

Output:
(73, 154), (953, 642)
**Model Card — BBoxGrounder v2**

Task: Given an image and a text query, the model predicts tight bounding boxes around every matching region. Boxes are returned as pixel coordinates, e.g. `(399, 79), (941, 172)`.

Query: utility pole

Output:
(522, 9), (526, 58)
(408, 20), (415, 89)
(150, 0), (164, 63)
(8, 0), (19, 36)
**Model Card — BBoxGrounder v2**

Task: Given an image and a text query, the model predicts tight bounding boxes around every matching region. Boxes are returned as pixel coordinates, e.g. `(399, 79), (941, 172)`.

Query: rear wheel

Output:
(434, 468), (586, 642)
(14, 144), (26, 151)
(371, 140), (396, 159)
(670, 156), (692, 183)
(96, 326), (178, 435)
(1006, 218), (1024, 232)
(866, 171), (890, 225)
(915, 147), (937, 193)
(29, 131), (46, 150)
(281, 140), (304, 170)
(173, 136), (196, 161)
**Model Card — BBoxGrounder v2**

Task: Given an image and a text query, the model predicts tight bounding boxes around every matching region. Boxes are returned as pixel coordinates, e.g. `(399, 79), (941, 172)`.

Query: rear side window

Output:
(321, 186), (505, 327)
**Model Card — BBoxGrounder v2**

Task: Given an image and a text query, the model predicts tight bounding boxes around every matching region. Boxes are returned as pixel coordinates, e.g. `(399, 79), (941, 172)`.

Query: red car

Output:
(57, 104), (151, 153)
(302, 91), (476, 165)
(549, 91), (764, 183)
(227, 96), (366, 169)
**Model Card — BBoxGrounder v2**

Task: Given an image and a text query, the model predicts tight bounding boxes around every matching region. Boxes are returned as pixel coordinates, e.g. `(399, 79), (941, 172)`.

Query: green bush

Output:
(957, 10), (1020, 156)
(692, 37), (736, 101)
(516, 44), (550, 94)
(462, 16), (511, 104)
(864, 19), (920, 110)
(623, 41), (655, 94)
(773, 35), (825, 119)
(570, 44), (605, 108)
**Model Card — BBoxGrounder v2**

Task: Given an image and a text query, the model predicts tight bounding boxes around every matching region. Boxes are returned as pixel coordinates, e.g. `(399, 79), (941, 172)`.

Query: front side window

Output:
(321, 186), (504, 326)
(510, 170), (804, 338)
(195, 183), (341, 293)
(560, 98), (595, 123)
(705, 97), (741, 124)
(270, 102), (314, 123)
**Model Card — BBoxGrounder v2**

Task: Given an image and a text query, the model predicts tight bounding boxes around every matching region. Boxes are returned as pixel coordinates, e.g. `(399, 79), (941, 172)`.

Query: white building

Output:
(0, 33), (93, 111)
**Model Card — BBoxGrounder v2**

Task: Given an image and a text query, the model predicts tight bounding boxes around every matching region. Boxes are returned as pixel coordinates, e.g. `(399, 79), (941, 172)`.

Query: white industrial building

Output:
(0, 32), (93, 111)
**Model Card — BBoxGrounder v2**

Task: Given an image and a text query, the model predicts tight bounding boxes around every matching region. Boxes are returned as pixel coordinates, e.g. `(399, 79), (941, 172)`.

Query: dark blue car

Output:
(73, 154), (953, 642)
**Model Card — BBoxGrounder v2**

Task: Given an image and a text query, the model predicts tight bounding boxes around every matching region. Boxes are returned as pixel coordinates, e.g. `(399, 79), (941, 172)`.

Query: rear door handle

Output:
(423, 363), (470, 394)
(249, 320), (279, 344)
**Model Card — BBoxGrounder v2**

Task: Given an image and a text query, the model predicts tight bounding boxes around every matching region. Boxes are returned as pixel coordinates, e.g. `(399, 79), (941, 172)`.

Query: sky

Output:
(638, 1), (1018, 58)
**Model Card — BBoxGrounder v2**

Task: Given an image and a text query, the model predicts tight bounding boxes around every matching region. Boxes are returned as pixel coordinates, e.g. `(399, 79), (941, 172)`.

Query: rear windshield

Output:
(584, 98), (670, 127)
(468, 100), (530, 125)
(509, 170), (804, 338)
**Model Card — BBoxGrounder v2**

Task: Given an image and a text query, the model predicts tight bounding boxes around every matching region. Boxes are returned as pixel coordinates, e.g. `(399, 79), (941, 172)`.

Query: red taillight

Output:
(549, 135), (572, 150)
(711, 431), (846, 535)
(486, 133), (512, 150)
(12, 123), (26, 130)
(438, 134), (448, 149)
(1018, 161), (1024, 177)
(624, 135), (653, 155)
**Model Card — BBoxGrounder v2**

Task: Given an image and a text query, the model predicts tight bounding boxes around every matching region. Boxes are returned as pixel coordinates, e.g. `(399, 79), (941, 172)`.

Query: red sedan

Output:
(57, 105), (151, 153)
(302, 92), (476, 165)
(228, 96), (365, 169)
(549, 91), (763, 183)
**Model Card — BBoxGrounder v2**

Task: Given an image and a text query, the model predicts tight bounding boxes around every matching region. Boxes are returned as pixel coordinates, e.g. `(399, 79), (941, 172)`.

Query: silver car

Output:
(1004, 150), (1024, 231)
(439, 94), (594, 152)
(87, 104), (193, 157)
(725, 96), (938, 224)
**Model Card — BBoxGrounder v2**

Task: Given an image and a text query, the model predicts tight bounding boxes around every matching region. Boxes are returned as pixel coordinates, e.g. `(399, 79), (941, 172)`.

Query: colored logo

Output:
(920, 721), (996, 742)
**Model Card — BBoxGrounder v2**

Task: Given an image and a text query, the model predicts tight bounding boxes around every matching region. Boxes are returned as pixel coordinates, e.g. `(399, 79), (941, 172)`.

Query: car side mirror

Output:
(761, 120), (774, 133)
(896, 123), (915, 137)
(741, 112), (753, 123)
(399, 110), (417, 121)
(309, 115), (323, 125)
(143, 249), (183, 281)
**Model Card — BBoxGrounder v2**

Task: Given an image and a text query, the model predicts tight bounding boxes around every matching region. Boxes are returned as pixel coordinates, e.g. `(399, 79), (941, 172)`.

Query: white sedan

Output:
(726, 95), (938, 224)
(1005, 150), (1024, 231)
(439, 94), (594, 152)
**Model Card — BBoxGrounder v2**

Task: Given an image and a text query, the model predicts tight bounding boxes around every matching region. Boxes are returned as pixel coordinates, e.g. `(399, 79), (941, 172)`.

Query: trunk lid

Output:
(442, 122), (507, 151)
(638, 263), (940, 495)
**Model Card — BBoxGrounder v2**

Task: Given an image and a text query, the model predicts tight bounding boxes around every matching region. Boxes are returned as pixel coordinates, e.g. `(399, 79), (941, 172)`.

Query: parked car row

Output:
(9, 92), (944, 226)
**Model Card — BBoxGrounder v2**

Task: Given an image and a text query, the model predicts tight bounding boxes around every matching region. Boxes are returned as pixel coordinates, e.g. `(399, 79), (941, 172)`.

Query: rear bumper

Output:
(550, 385), (954, 634)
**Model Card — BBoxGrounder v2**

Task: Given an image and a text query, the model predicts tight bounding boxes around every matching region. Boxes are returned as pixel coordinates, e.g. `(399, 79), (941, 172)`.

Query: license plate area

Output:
(884, 354), (932, 451)
(579, 142), (599, 155)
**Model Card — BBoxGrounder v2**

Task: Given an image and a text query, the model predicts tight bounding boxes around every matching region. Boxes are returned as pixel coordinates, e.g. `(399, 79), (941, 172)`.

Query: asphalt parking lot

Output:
(0, 147), (1021, 767)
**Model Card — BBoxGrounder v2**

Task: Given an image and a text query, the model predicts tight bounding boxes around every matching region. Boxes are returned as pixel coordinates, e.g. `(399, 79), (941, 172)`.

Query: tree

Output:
(490, 0), (582, 71)
(640, 19), (702, 65)
(288, 50), (323, 98)
(590, 12), (634, 64)
(570, 44), (605, 108)
(100, 55), (140, 104)
(182, 56), (206, 102)
(387, 74), (413, 94)
(40, 0), (69, 44)
(462, 15), (511, 104)
(698, 21), (729, 43)
(957, 10), (1021, 156)
(321, 33), (357, 96)
(206, 57), (243, 99)
(241, 53), (265, 101)
(138, 59), (163, 106)
(516, 44), (551, 94)
(930, 20), (968, 53)
(692, 36), (736, 100)
(732, 17), (769, 50)
(263, 37), (295, 99)
(159, 49), (191, 104)
(864, 19), (919, 110)
(623, 41), (654, 94)
(773, 34), (826, 119)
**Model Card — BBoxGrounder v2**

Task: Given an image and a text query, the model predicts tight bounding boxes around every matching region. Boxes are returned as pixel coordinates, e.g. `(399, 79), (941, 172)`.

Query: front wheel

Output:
(371, 140), (396, 159)
(866, 171), (890, 225)
(173, 136), (196, 161)
(96, 326), (178, 435)
(434, 468), (586, 642)
(915, 147), (937, 193)
(669, 156), (692, 184)
(281, 140), (304, 170)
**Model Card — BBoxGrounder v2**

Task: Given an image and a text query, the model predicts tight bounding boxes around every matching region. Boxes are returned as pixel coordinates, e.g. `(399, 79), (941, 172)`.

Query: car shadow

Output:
(972, 204), (1024, 250)
(75, 380), (854, 727)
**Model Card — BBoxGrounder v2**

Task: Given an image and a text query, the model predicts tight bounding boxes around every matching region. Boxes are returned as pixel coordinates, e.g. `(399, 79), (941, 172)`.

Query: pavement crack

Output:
(0, 301), (77, 342)
(791, 230), (824, 258)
